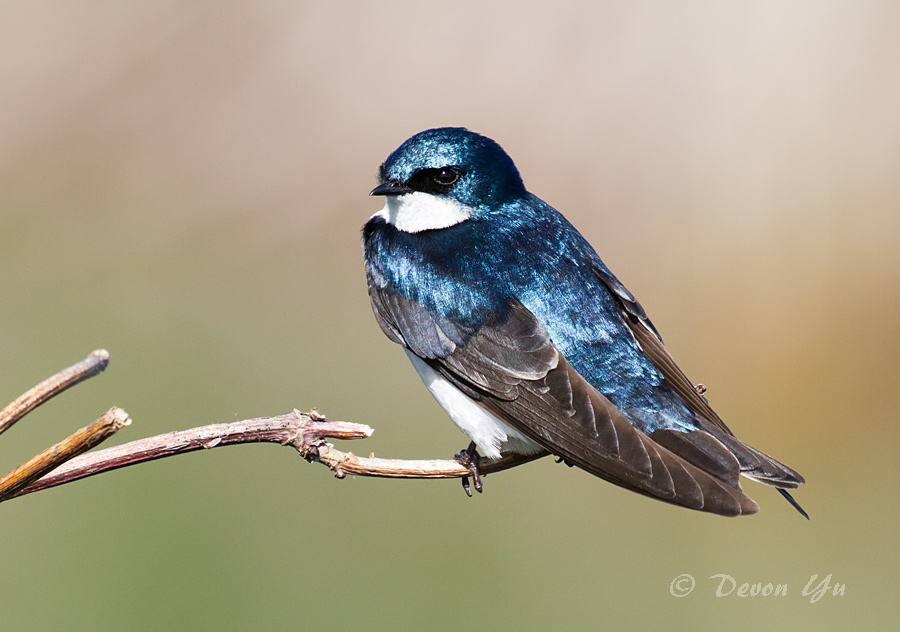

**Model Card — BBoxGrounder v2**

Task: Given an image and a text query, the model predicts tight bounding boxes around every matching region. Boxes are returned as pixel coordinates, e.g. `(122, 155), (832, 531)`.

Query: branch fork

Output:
(0, 352), (546, 504)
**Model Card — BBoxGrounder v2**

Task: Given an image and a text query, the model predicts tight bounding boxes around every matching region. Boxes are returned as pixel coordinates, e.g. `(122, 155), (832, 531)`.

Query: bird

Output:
(362, 127), (806, 518)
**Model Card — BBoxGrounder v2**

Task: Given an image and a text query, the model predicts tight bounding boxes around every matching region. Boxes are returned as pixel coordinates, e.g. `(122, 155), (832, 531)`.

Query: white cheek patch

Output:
(371, 192), (471, 233)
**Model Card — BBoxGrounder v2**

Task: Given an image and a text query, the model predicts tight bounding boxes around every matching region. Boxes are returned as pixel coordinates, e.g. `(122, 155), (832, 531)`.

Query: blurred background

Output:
(1, 1), (897, 629)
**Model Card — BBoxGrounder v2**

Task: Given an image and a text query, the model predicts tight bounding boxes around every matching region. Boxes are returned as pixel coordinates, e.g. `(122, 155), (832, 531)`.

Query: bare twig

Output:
(0, 349), (110, 437)
(0, 407), (130, 501)
(309, 442), (547, 480)
(3, 410), (547, 502)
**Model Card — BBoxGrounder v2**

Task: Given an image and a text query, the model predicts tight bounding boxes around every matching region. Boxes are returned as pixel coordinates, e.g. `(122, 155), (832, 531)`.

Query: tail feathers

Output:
(777, 488), (809, 520)
(648, 427), (807, 518)
(716, 434), (805, 488)
(716, 434), (809, 519)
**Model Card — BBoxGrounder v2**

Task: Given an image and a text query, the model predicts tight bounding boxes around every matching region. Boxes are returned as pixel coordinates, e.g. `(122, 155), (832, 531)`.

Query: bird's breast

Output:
(404, 349), (543, 459)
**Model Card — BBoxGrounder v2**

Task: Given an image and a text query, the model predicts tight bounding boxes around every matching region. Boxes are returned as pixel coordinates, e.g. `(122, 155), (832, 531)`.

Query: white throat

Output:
(372, 192), (471, 233)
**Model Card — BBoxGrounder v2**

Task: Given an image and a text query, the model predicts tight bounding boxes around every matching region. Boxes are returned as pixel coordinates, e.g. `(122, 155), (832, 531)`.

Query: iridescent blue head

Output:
(370, 128), (526, 232)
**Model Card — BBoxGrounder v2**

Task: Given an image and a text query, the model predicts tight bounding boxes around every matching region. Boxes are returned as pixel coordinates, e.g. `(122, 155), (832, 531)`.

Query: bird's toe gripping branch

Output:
(454, 441), (484, 497)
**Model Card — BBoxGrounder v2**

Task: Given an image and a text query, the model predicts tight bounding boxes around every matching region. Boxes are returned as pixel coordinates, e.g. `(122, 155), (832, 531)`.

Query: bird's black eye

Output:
(406, 166), (464, 194)
(433, 168), (459, 186)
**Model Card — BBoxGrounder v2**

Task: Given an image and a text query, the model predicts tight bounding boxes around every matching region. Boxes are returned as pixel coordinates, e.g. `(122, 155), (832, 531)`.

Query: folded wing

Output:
(370, 282), (764, 516)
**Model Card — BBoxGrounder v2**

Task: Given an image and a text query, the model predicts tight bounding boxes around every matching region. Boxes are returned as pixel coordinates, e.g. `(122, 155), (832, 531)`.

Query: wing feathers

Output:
(481, 354), (758, 516)
(369, 278), (791, 516)
(428, 302), (761, 516)
(440, 301), (558, 399)
(601, 276), (806, 492)
(649, 429), (741, 487)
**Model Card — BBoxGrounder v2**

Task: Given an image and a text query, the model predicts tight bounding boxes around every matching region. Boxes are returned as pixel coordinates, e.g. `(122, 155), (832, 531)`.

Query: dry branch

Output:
(3, 410), (547, 502)
(0, 349), (109, 434)
(1, 350), (548, 505)
(0, 407), (130, 501)
(0, 349), (109, 436)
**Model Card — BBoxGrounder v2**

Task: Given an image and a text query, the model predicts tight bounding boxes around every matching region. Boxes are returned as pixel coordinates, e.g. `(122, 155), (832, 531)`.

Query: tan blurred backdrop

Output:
(1, 2), (898, 630)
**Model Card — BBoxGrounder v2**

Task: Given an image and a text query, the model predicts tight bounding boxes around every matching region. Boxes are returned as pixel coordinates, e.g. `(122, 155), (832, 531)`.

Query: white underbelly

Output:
(404, 349), (544, 459)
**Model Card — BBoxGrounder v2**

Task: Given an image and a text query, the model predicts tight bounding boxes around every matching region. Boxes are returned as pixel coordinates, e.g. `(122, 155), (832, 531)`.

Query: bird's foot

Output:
(454, 441), (483, 497)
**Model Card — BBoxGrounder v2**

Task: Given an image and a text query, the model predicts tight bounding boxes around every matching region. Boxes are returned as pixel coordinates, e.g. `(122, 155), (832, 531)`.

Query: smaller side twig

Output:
(306, 443), (547, 480)
(0, 406), (130, 501)
(0, 349), (110, 437)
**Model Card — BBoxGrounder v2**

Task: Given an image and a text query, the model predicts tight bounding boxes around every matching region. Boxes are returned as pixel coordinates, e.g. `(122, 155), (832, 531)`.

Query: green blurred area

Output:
(2, 2), (898, 630)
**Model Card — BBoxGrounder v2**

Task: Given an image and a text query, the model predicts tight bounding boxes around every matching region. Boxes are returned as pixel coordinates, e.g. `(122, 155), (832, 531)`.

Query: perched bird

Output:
(362, 127), (806, 517)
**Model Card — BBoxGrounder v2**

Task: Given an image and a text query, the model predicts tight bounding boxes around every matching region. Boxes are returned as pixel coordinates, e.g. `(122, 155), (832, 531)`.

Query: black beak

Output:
(370, 180), (413, 196)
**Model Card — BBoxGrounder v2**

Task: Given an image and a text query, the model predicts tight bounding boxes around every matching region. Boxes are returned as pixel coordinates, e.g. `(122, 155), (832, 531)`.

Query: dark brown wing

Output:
(425, 300), (760, 516)
(592, 268), (804, 489)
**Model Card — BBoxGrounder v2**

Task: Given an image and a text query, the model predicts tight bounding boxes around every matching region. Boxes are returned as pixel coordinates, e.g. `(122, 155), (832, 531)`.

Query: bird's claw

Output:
(455, 442), (483, 497)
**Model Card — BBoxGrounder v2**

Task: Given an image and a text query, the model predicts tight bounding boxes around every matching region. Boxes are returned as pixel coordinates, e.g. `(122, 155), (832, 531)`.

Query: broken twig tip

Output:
(90, 349), (111, 370)
(108, 407), (131, 429)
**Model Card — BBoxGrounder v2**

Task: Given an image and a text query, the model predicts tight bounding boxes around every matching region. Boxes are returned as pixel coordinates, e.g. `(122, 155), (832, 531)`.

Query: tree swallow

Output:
(362, 127), (806, 517)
